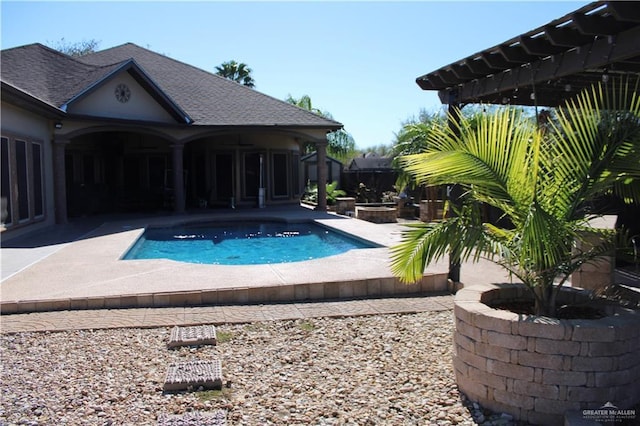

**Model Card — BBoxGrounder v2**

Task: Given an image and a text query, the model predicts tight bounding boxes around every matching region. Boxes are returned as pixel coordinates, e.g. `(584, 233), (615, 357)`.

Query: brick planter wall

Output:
(453, 284), (640, 425)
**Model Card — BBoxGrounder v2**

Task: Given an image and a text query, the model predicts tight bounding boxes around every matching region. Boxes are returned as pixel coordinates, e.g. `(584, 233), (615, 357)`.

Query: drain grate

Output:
(168, 325), (217, 348)
(157, 410), (227, 425)
(164, 359), (223, 392)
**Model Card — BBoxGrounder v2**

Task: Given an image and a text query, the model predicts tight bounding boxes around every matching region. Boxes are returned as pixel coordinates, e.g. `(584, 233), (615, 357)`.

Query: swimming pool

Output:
(122, 221), (377, 265)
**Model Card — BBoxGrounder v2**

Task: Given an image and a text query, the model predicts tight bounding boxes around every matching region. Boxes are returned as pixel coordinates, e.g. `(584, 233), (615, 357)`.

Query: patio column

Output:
(171, 142), (185, 213)
(53, 138), (69, 224)
(315, 137), (328, 211)
(447, 101), (462, 283)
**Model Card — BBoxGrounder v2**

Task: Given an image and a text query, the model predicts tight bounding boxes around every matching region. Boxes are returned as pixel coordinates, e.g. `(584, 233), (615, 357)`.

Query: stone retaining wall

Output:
(356, 206), (397, 223)
(453, 284), (640, 425)
(1, 273), (449, 314)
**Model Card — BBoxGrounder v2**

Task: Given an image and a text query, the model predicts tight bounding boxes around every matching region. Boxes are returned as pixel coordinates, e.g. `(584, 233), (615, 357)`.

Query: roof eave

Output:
(1, 81), (66, 118)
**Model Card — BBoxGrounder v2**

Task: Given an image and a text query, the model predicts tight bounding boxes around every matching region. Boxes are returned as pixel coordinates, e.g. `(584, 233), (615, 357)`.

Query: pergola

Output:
(414, 0), (640, 281)
(416, 1), (640, 108)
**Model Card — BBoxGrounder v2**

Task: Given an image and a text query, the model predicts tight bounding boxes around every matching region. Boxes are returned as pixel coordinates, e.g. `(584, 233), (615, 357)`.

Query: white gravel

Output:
(1, 311), (517, 425)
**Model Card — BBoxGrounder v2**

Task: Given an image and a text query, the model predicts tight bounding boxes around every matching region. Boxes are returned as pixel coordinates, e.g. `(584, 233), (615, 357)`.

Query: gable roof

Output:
(347, 156), (394, 171)
(1, 42), (343, 130)
(1, 43), (121, 108)
(301, 151), (343, 165)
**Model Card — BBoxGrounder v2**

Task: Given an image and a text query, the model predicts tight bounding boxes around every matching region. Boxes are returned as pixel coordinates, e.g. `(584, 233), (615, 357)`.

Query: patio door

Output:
(212, 153), (233, 206)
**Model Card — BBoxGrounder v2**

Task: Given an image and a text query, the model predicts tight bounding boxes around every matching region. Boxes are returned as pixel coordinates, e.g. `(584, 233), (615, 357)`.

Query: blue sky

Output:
(2, 1), (582, 149)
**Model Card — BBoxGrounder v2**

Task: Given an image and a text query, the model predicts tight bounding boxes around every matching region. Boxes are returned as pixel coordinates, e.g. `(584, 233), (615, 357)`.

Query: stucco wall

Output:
(1, 102), (56, 239)
(67, 73), (176, 123)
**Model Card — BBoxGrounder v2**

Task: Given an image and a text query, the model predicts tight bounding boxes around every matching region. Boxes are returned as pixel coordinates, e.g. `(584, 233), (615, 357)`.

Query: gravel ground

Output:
(1, 311), (520, 425)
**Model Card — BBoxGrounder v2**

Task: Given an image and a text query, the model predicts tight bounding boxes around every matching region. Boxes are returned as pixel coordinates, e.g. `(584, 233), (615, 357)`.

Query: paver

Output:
(168, 325), (217, 348)
(157, 410), (227, 425)
(164, 359), (223, 392)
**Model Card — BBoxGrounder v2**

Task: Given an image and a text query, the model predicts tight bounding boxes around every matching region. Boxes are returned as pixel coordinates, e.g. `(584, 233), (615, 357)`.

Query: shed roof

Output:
(416, 1), (640, 107)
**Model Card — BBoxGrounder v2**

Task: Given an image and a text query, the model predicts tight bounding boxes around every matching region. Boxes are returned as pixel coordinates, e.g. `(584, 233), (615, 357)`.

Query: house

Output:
(1, 43), (341, 238)
(300, 151), (343, 189)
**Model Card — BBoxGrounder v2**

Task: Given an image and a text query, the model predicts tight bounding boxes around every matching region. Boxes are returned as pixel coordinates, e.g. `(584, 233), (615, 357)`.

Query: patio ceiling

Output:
(416, 1), (640, 107)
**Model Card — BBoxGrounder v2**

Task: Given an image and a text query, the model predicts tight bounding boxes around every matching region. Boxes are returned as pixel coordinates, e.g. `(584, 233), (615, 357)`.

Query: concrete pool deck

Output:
(0, 205), (514, 315)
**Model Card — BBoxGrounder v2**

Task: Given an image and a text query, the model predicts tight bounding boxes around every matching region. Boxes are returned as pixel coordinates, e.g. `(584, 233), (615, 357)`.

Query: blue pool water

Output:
(123, 221), (376, 265)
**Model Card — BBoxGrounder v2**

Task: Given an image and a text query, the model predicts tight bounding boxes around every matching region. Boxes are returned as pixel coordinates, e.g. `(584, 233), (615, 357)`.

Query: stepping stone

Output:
(164, 359), (223, 392)
(157, 410), (227, 425)
(168, 325), (217, 348)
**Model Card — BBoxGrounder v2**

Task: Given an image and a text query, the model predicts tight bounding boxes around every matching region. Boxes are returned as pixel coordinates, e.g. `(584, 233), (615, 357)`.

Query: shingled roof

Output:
(1, 42), (343, 130)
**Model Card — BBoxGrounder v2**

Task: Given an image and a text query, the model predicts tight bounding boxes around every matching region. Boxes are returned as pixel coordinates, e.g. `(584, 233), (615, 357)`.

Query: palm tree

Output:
(215, 60), (255, 88)
(390, 80), (640, 317)
(285, 94), (356, 160)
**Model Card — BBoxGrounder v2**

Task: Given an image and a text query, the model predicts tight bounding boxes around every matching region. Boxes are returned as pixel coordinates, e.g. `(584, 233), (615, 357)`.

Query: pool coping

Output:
(1, 207), (452, 314)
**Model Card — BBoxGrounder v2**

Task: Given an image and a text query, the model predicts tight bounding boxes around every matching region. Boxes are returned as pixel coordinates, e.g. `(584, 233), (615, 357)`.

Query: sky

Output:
(1, 1), (584, 149)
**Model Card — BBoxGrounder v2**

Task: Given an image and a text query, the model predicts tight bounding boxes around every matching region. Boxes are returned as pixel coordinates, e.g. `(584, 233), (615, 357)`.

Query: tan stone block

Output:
(136, 294), (154, 308)
(324, 282), (340, 299)
(456, 318), (482, 341)
(517, 317), (567, 340)
(86, 298), (105, 310)
(487, 330), (527, 350)
(50, 299), (71, 311)
(419, 274), (435, 292)
(352, 280), (368, 297)
(487, 359), (534, 381)
(454, 331), (476, 353)
(293, 284), (310, 301)
(474, 309), (517, 334)
(432, 273), (448, 292)
(120, 295), (139, 308)
(493, 388), (534, 410)
(542, 369), (586, 386)
(168, 292), (201, 307)
(475, 341), (511, 363)
(595, 367), (638, 387)
(245, 287), (263, 303)
(468, 365), (507, 391)
(587, 340), (629, 357)
(270, 285), (293, 302)
(308, 283), (325, 300)
(453, 302), (475, 325)
(338, 282), (354, 299)
(153, 293), (172, 307)
(517, 351), (563, 369)
(512, 380), (559, 399)
(535, 337), (580, 355)
(457, 376), (488, 400)
(201, 290), (218, 305)
(103, 297), (121, 309)
(17, 302), (36, 313)
(572, 355), (614, 372)
(0, 302), (18, 314)
(617, 351), (640, 370)
(571, 321), (616, 342)
(455, 346), (487, 371)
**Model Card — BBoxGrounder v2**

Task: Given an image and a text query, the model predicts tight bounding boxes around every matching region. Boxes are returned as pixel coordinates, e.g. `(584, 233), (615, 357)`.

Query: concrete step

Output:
(168, 325), (217, 348)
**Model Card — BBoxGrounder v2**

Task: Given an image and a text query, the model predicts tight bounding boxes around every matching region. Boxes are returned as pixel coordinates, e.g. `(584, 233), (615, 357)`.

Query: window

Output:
(15, 140), (29, 221)
(32, 143), (44, 217)
(243, 153), (260, 198)
(0, 134), (46, 227)
(291, 153), (300, 196)
(272, 153), (288, 198)
(1, 137), (12, 225)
